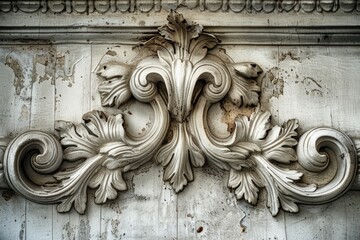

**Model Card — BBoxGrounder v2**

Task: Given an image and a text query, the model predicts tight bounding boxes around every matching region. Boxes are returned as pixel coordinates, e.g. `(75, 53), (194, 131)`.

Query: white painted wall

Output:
(0, 43), (359, 240)
(0, 6), (360, 239)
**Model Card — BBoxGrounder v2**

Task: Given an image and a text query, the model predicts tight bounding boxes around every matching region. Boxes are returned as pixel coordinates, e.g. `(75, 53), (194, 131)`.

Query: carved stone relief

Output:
(0, 11), (359, 217)
(1, 0), (359, 13)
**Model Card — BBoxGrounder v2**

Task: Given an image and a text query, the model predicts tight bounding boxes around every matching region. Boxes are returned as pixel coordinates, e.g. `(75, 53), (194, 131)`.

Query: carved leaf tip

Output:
(227, 62), (262, 107)
(155, 123), (205, 192)
(226, 111), (310, 215)
(228, 169), (263, 205)
(261, 119), (299, 164)
(50, 111), (134, 212)
(159, 11), (203, 47)
(155, 10), (220, 63)
(233, 62), (263, 79)
(89, 168), (127, 204)
(56, 110), (127, 161)
(97, 61), (133, 108)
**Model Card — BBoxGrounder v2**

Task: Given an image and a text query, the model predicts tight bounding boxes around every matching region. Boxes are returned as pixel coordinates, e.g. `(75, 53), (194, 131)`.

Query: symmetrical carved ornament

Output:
(0, 11), (359, 216)
(0, 0), (359, 13)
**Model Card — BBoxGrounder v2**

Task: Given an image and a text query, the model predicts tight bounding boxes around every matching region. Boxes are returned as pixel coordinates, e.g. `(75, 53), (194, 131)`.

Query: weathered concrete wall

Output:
(1, 43), (359, 240)
(1, 3), (360, 240)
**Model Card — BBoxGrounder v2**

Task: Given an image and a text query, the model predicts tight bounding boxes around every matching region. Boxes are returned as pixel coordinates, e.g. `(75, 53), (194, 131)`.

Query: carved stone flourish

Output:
(0, 0), (359, 13)
(1, 11), (358, 216)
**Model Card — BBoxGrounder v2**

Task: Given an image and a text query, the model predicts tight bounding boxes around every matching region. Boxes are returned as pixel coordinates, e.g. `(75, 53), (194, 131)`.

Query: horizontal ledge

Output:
(1, 0), (360, 14)
(1, 11), (360, 28)
(1, 26), (360, 45)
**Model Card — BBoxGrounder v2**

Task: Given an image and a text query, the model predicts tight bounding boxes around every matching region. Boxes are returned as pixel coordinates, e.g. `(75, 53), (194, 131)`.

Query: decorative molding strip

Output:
(0, 0), (359, 14)
(0, 11), (359, 216)
(1, 26), (360, 46)
(2, 1), (359, 45)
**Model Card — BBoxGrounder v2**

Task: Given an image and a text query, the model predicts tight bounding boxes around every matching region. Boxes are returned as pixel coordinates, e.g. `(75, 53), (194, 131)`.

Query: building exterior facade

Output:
(0, 1), (360, 239)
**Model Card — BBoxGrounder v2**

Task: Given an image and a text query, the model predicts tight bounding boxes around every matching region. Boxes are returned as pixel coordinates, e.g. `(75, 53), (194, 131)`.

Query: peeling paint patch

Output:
(18, 104), (29, 121)
(33, 52), (55, 85)
(220, 100), (255, 133)
(78, 219), (91, 240)
(261, 68), (284, 102)
(62, 222), (75, 240)
(6, 56), (24, 95)
(1, 190), (14, 201)
(111, 218), (120, 237)
(106, 50), (117, 56)
(279, 51), (301, 63)
(55, 50), (86, 87)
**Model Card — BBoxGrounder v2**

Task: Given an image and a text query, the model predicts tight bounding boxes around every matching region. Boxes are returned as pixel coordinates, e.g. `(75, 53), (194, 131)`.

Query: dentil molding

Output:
(1, 0), (360, 13)
(2, 1), (360, 46)
(0, 11), (359, 216)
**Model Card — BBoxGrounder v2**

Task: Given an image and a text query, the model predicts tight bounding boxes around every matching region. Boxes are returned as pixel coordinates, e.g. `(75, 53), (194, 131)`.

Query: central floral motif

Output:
(43, 11), (345, 216)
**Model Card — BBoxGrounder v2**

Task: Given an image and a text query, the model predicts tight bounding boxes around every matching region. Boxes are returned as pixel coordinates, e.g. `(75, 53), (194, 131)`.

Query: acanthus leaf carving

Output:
(97, 61), (133, 108)
(155, 122), (206, 192)
(226, 62), (262, 107)
(228, 169), (263, 205)
(1, 11), (358, 217)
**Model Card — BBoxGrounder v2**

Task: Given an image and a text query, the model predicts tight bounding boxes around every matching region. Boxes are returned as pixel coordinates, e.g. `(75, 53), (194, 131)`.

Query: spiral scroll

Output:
(295, 127), (358, 204)
(3, 131), (64, 203)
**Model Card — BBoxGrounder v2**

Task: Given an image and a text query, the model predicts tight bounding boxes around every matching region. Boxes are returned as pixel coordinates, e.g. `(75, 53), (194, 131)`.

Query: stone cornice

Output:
(1, 25), (360, 46)
(1, 2), (360, 45)
(0, 0), (359, 14)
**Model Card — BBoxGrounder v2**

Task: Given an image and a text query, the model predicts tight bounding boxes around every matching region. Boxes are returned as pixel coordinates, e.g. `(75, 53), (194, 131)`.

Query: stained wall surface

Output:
(1, 3), (360, 240)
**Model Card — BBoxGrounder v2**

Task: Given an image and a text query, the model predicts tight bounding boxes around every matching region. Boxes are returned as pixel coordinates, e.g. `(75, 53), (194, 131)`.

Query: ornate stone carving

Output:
(0, 0), (359, 13)
(0, 11), (358, 216)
